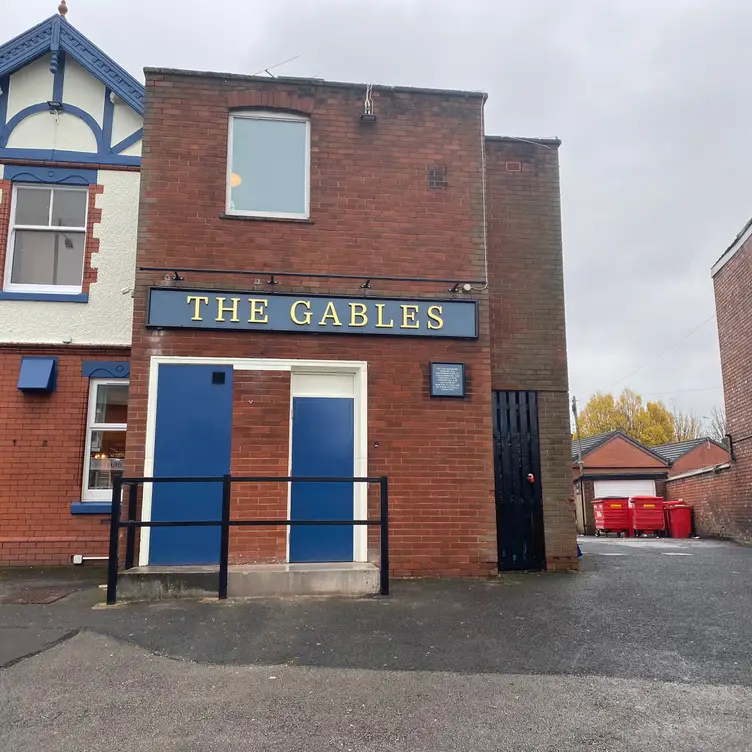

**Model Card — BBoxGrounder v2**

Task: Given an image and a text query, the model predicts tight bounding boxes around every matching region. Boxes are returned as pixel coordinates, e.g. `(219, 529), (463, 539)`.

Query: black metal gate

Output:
(493, 390), (546, 571)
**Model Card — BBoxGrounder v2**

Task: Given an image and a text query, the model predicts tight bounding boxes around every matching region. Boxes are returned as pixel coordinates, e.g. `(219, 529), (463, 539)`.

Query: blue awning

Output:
(17, 357), (58, 393)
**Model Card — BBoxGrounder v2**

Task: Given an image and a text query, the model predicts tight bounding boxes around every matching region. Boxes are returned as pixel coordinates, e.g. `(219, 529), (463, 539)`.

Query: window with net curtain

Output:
(4, 185), (88, 293)
(227, 112), (310, 219)
(84, 381), (128, 501)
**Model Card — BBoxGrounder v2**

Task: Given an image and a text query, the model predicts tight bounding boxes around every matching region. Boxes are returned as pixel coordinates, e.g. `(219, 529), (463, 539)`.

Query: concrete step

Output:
(117, 562), (380, 600)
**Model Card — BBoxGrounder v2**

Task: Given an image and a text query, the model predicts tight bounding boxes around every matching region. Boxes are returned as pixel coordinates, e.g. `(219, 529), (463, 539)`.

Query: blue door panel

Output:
(289, 397), (354, 562)
(149, 365), (233, 565)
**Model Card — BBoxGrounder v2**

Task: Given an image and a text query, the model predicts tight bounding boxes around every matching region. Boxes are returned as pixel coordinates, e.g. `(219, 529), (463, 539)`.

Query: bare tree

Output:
(671, 407), (704, 442)
(706, 405), (727, 443)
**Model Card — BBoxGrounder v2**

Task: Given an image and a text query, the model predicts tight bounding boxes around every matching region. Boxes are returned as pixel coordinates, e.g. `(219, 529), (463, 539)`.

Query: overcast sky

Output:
(6, 0), (749, 421)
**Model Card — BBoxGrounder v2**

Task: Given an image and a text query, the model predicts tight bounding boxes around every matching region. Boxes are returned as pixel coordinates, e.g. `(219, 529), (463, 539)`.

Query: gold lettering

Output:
(375, 303), (394, 328)
(427, 305), (444, 330)
(248, 298), (269, 324)
(319, 301), (343, 327)
(349, 302), (368, 327)
(290, 300), (313, 325)
(187, 295), (209, 321)
(216, 296), (240, 322)
(401, 304), (420, 329)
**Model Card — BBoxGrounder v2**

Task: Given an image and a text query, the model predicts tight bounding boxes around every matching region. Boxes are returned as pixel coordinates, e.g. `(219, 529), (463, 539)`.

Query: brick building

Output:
(705, 217), (752, 543)
(0, 9), (143, 564)
(571, 431), (670, 534)
(123, 67), (577, 580)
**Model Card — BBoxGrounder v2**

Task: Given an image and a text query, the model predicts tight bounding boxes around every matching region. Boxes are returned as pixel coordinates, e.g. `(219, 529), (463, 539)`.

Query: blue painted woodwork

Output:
(102, 87), (114, 154)
(70, 502), (111, 515)
(81, 361), (130, 379)
(51, 49), (64, 102)
(0, 15), (144, 114)
(0, 148), (139, 166)
(0, 102), (105, 151)
(111, 128), (142, 155)
(17, 356), (57, 392)
(0, 291), (88, 302)
(0, 15), (143, 166)
(289, 397), (355, 562)
(0, 75), (8, 129)
(149, 365), (234, 565)
(4, 164), (97, 184)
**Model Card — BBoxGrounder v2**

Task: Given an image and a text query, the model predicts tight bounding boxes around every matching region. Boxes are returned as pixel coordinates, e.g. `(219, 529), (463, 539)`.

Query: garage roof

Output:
(653, 438), (727, 463)
(572, 430), (669, 465)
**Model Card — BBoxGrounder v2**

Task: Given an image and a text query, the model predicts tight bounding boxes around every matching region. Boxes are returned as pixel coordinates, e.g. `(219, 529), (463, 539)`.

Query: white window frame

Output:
(226, 111), (311, 220)
(3, 183), (89, 295)
(82, 379), (128, 502)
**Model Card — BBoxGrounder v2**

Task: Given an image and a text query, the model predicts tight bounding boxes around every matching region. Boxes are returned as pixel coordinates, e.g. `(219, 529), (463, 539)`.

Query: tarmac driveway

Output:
(0, 538), (750, 751)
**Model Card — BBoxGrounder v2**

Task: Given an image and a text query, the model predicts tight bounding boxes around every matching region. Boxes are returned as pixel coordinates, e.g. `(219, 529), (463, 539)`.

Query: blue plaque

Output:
(430, 362), (466, 398)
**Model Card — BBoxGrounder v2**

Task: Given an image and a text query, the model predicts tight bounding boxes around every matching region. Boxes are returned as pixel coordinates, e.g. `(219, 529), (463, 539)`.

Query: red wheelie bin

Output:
(664, 500), (693, 538)
(592, 497), (631, 537)
(629, 496), (665, 537)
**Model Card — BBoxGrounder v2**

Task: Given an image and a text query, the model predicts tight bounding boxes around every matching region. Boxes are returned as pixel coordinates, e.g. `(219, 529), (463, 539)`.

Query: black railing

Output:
(106, 475), (389, 604)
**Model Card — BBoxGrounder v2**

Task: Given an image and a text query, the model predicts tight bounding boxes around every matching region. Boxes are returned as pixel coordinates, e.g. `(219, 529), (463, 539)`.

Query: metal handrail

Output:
(106, 474), (389, 604)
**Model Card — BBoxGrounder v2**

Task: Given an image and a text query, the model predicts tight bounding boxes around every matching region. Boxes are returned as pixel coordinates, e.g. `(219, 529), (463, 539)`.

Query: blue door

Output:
(149, 364), (233, 565)
(289, 397), (355, 562)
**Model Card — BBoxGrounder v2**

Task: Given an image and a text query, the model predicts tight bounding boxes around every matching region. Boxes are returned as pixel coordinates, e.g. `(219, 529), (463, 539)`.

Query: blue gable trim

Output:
(0, 16), (144, 115)
(70, 502), (112, 515)
(111, 128), (142, 155)
(0, 75), (8, 130)
(0, 18), (53, 80)
(82, 360), (130, 379)
(0, 148), (140, 167)
(0, 291), (89, 303)
(5, 164), (97, 184)
(51, 49), (65, 103)
(0, 102), (105, 151)
(102, 88), (114, 152)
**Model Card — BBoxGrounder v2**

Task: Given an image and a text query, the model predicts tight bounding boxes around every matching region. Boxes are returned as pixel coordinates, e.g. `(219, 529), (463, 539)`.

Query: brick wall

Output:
(127, 72), (498, 577)
(229, 370), (290, 564)
(0, 345), (129, 564)
(665, 466), (737, 540)
(485, 137), (577, 570)
(714, 235), (752, 542)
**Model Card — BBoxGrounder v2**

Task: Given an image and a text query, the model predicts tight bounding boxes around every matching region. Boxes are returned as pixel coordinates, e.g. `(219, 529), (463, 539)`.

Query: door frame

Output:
(287, 373), (359, 563)
(139, 356), (368, 566)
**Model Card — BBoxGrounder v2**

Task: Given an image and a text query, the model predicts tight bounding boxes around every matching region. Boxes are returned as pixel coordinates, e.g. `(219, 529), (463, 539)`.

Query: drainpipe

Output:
(572, 396), (588, 535)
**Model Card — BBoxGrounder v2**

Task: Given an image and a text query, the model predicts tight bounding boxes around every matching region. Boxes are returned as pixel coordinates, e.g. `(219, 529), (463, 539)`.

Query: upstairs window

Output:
(4, 184), (88, 294)
(227, 112), (310, 219)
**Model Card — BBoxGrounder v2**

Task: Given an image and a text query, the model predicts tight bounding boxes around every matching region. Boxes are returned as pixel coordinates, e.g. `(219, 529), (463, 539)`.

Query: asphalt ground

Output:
(1, 537), (750, 751)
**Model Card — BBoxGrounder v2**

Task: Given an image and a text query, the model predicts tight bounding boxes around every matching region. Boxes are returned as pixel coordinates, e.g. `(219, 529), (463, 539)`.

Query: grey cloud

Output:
(5, 0), (745, 418)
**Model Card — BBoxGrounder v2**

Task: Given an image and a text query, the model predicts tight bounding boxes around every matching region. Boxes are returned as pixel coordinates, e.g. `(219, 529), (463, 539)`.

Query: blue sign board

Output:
(430, 362), (466, 397)
(147, 288), (478, 339)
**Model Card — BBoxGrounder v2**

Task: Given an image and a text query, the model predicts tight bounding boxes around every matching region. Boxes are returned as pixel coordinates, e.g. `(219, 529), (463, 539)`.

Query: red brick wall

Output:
(0, 345), (129, 565)
(485, 137), (577, 570)
(229, 370), (290, 564)
(714, 237), (752, 542)
(128, 72), (498, 577)
(669, 442), (729, 476)
(665, 467), (736, 540)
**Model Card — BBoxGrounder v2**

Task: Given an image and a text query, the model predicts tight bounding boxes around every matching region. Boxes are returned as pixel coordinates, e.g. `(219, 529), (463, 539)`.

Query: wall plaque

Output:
(430, 362), (466, 398)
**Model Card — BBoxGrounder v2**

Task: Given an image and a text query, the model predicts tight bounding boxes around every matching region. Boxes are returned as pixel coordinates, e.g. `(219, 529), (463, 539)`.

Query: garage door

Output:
(593, 479), (656, 498)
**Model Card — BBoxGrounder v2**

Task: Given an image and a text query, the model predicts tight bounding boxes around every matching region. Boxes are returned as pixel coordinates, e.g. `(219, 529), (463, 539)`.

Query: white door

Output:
(593, 479), (657, 498)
